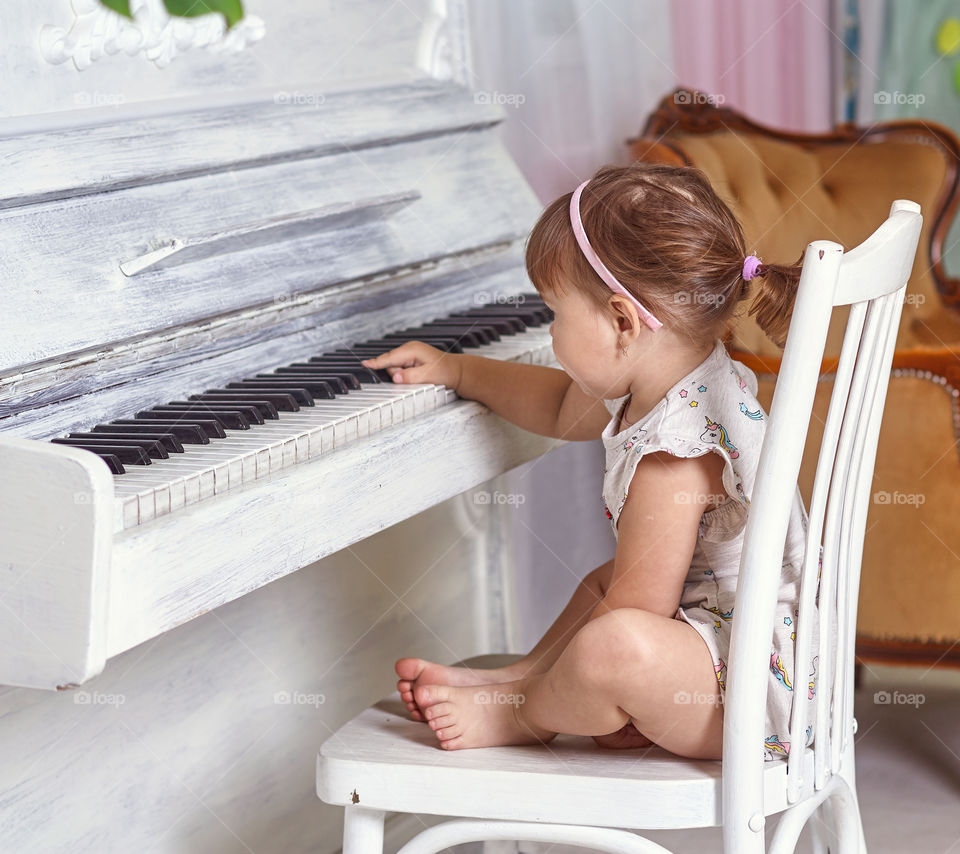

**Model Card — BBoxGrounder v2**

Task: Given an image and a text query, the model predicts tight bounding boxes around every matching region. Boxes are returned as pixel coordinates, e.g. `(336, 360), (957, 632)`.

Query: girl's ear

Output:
(607, 295), (639, 337)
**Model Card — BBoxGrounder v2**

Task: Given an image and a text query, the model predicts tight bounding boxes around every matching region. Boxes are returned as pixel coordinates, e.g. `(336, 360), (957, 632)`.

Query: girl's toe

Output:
(429, 713), (456, 732)
(424, 701), (454, 722)
(435, 726), (461, 741)
(440, 735), (465, 750)
(414, 683), (448, 709)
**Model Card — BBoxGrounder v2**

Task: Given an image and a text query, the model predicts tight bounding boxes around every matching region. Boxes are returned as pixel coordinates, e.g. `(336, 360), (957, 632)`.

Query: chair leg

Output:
(809, 799), (834, 854)
(836, 759), (868, 854)
(343, 806), (386, 854)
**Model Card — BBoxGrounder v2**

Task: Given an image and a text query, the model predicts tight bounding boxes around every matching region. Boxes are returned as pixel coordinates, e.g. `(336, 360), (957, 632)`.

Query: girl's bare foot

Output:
(413, 681), (555, 750)
(591, 721), (655, 749)
(395, 657), (522, 721)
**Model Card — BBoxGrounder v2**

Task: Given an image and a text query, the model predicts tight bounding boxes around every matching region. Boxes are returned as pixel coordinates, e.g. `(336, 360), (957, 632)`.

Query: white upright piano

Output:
(0, 0), (559, 696)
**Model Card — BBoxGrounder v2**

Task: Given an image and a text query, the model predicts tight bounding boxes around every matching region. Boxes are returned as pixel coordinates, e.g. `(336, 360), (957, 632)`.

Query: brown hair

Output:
(525, 162), (803, 348)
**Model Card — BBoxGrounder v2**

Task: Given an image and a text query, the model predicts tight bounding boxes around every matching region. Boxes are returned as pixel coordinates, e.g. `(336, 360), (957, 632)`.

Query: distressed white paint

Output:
(118, 191), (420, 276)
(0, 124), (532, 377)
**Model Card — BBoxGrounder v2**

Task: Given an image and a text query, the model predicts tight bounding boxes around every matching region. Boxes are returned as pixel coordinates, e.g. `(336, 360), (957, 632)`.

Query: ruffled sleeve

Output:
(602, 415), (751, 542)
(638, 425), (751, 543)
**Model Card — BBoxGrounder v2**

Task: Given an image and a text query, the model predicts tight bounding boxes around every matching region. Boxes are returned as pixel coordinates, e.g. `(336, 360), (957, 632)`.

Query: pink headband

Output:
(569, 180), (663, 332)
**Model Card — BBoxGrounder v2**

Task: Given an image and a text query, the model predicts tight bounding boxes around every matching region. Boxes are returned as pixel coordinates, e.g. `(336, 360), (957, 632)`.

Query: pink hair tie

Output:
(569, 180), (663, 332)
(742, 254), (762, 281)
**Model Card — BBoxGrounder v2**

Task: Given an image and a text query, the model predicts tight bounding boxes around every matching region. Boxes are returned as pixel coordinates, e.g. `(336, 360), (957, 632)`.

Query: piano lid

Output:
(0, 0), (542, 438)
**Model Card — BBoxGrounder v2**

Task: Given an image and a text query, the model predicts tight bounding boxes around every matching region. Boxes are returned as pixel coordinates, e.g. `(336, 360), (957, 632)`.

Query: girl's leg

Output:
(415, 607), (725, 760)
(398, 558), (615, 719)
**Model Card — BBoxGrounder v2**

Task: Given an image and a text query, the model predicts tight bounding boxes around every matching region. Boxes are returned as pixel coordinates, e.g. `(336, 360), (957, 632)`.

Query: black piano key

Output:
(378, 331), (485, 347)
(447, 312), (525, 333)
(227, 378), (338, 399)
(164, 401), (266, 425)
(434, 316), (516, 336)
(145, 406), (252, 430)
(175, 397), (279, 420)
(409, 323), (499, 343)
(65, 434), (170, 459)
(462, 306), (548, 324)
(52, 439), (151, 466)
(257, 372), (357, 391)
(108, 420), (211, 444)
(332, 341), (464, 354)
(88, 428), (184, 453)
(459, 306), (549, 324)
(297, 362), (387, 382)
(96, 452), (126, 474)
(218, 386), (313, 406)
(192, 391), (300, 412)
(130, 413), (227, 438)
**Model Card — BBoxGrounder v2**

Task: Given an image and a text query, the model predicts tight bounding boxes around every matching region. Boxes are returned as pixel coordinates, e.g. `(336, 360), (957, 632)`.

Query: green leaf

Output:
(162, 0), (245, 29)
(100, 0), (133, 18)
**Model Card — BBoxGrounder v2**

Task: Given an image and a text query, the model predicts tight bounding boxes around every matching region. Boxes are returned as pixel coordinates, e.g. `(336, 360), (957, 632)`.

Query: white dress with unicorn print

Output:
(601, 338), (821, 762)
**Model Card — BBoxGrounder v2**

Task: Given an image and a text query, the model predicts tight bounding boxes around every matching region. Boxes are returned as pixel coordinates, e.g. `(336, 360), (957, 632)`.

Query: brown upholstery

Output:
(630, 90), (960, 668)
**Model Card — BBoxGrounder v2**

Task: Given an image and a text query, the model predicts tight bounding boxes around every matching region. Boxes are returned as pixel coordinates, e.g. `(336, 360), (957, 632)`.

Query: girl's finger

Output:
(361, 346), (411, 368)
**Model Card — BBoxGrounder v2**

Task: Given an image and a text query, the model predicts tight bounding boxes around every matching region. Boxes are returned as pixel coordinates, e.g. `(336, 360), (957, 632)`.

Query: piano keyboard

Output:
(52, 295), (555, 530)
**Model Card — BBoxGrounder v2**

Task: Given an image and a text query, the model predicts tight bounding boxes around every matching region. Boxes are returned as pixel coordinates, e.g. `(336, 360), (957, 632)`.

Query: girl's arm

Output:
(360, 341), (610, 440)
(590, 450), (726, 620)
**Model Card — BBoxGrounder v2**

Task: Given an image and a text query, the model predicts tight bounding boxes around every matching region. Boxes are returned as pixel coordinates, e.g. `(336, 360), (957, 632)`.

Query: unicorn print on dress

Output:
(770, 652), (793, 690)
(700, 416), (740, 459)
(705, 604), (733, 621)
(714, 658), (727, 691)
(765, 734), (790, 756)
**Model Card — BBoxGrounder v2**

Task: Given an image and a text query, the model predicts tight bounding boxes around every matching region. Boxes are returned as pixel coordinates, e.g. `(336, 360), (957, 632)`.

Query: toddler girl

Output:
(361, 162), (819, 761)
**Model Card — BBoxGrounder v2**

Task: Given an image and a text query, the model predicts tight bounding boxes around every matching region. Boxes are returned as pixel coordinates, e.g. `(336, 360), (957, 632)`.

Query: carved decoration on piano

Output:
(40, 0), (265, 71)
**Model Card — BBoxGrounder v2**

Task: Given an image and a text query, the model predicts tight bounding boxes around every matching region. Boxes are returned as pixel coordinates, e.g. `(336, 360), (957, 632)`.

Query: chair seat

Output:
(317, 693), (816, 830)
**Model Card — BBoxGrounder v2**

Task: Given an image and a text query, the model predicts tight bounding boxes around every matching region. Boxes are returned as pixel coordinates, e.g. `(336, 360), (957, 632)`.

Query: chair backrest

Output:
(721, 201), (923, 834)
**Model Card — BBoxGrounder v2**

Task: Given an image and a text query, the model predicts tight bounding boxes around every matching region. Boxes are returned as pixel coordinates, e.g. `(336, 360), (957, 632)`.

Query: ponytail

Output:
(743, 253), (805, 349)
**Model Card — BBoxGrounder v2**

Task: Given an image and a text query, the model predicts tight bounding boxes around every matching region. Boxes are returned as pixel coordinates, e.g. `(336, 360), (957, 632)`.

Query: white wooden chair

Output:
(316, 200), (922, 854)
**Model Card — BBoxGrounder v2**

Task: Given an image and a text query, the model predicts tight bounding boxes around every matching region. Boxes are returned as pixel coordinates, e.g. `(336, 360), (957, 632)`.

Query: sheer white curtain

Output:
(469, 0), (675, 203)
(467, 0), (676, 651)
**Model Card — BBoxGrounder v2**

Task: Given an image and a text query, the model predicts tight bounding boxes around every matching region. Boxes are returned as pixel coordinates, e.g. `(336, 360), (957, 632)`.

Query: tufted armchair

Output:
(629, 89), (960, 670)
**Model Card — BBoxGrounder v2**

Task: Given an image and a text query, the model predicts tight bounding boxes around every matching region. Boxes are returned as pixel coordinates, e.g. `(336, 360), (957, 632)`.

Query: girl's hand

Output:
(360, 341), (462, 390)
